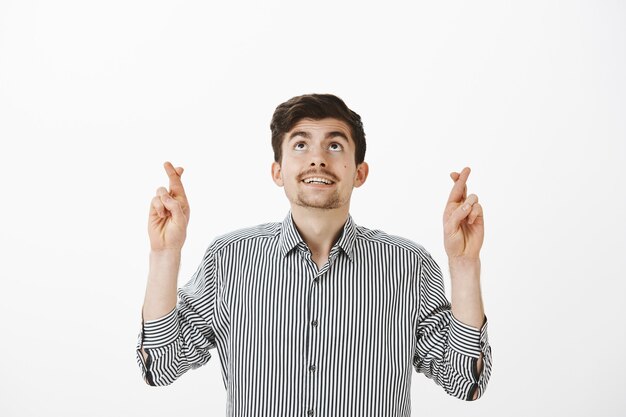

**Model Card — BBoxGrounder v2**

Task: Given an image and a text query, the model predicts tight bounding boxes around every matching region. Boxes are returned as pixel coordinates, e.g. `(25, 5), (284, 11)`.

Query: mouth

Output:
(301, 176), (335, 186)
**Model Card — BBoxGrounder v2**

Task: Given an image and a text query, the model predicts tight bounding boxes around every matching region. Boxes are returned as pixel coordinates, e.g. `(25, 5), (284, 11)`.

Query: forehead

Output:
(286, 117), (353, 141)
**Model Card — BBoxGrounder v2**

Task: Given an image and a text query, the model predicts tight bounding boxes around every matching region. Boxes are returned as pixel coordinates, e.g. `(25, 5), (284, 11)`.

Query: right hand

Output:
(148, 161), (190, 252)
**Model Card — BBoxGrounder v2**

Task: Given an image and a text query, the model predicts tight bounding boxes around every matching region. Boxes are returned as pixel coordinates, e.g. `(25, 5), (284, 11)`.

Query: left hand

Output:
(443, 167), (484, 260)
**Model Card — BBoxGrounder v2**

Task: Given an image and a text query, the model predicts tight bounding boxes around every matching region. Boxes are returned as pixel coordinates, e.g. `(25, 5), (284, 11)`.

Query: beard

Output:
(293, 189), (343, 210)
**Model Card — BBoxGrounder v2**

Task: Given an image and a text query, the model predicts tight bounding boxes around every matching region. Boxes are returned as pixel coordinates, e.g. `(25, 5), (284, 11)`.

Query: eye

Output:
(294, 142), (307, 150)
(329, 142), (343, 151)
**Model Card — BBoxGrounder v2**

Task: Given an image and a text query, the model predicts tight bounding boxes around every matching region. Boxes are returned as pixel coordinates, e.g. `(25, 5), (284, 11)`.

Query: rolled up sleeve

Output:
(413, 251), (492, 400)
(136, 246), (218, 386)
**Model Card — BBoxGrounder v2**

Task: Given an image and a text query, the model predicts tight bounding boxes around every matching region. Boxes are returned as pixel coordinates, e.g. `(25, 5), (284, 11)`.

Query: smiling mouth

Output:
(302, 177), (335, 185)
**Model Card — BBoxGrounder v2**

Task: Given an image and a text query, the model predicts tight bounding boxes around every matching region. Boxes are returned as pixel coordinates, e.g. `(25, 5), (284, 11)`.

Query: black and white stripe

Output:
(137, 211), (492, 416)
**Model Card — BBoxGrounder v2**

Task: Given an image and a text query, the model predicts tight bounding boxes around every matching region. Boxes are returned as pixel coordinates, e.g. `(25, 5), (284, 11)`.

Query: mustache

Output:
(298, 168), (338, 182)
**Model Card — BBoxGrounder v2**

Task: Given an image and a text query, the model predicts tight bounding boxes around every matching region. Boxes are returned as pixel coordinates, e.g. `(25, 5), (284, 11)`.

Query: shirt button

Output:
(311, 320), (318, 327)
(309, 365), (316, 372)
(313, 277), (319, 284)
(307, 410), (314, 416)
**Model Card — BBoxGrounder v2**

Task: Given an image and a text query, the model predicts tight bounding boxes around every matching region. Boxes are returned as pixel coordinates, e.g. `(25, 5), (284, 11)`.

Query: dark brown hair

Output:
(270, 94), (366, 165)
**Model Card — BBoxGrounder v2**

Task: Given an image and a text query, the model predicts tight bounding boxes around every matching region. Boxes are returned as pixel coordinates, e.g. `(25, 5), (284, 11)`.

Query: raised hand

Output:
(443, 167), (484, 260)
(148, 161), (191, 252)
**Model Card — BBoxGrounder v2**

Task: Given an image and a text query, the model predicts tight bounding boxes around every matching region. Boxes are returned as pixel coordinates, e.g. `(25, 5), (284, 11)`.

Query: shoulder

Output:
(355, 224), (433, 262)
(207, 221), (281, 254)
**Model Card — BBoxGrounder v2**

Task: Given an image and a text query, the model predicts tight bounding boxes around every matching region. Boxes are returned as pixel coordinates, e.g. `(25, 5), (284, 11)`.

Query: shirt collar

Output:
(279, 211), (356, 262)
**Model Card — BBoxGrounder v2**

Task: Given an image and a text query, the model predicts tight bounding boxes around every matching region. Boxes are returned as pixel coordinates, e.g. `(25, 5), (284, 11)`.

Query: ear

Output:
(354, 161), (369, 188)
(271, 161), (284, 186)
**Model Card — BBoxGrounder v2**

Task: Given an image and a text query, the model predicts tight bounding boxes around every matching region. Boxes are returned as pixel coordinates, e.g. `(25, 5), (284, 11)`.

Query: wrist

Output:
(149, 249), (182, 273)
(150, 248), (182, 258)
(448, 256), (480, 268)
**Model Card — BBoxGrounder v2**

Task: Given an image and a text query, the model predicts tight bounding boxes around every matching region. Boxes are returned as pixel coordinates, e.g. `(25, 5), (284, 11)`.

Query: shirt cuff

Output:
(449, 315), (488, 359)
(140, 307), (180, 349)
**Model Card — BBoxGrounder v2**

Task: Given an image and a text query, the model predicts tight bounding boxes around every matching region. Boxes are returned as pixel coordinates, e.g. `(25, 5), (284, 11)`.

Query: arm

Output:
(139, 161), (188, 375)
(136, 247), (218, 386)
(449, 258), (485, 386)
(444, 167), (485, 329)
(143, 161), (189, 324)
(413, 166), (492, 400)
(136, 162), (216, 386)
(444, 167), (491, 399)
(139, 249), (181, 363)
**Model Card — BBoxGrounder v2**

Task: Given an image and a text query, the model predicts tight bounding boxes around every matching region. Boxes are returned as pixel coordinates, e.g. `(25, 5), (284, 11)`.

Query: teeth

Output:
(303, 177), (332, 184)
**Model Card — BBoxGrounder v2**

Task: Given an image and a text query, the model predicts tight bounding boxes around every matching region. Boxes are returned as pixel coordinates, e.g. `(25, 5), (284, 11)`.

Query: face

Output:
(271, 118), (368, 211)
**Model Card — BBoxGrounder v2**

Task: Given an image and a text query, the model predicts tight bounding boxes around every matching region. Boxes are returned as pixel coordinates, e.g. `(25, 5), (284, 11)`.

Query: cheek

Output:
(281, 166), (299, 182)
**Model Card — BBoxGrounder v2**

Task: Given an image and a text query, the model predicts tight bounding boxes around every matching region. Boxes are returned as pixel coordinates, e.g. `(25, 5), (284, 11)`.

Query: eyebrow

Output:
(288, 131), (350, 142)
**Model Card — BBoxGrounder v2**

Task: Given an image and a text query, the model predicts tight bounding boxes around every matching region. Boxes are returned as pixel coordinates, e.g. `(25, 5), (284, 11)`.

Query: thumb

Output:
(176, 167), (184, 176)
(162, 194), (186, 224)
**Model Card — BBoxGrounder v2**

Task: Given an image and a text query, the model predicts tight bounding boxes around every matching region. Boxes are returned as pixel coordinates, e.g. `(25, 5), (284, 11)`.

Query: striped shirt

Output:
(136, 211), (492, 416)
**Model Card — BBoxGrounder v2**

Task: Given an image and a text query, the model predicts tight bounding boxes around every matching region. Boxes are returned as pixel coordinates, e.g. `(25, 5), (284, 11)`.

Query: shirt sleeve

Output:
(135, 245), (218, 386)
(412, 251), (492, 400)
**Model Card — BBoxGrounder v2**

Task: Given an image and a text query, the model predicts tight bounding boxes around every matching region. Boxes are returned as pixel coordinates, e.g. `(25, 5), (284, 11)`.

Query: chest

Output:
(218, 250), (416, 342)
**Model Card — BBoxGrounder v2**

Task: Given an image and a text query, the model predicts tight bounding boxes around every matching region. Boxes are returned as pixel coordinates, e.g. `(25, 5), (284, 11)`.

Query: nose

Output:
(309, 144), (326, 167)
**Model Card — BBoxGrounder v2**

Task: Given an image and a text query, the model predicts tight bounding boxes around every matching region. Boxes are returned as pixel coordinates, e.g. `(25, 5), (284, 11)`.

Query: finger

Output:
(175, 167), (184, 176)
(164, 161), (188, 199)
(461, 194), (479, 212)
(449, 172), (467, 200)
(151, 195), (167, 218)
(156, 186), (169, 197)
(161, 192), (186, 224)
(446, 194), (479, 231)
(468, 203), (483, 224)
(154, 186), (171, 217)
(447, 167), (471, 204)
(157, 184), (190, 219)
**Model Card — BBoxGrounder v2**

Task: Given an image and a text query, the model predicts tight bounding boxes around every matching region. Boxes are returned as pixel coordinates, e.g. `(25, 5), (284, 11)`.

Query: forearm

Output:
(449, 257), (485, 394)
(449, 258), (484, 328)
(143, 249), (182, 320)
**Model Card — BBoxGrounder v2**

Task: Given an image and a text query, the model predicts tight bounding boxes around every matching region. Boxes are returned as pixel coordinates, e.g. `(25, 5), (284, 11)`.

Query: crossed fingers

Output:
(448, 167), (483, 225)
(151, 162), (188, 219)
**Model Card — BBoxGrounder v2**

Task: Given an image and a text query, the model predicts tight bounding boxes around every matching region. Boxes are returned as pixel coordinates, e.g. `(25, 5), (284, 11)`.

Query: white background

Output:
(1, 1), (625, 416)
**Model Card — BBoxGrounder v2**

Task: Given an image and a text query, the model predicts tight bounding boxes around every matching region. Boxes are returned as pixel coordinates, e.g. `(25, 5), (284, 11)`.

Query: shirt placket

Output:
(300, 245), (339, 417)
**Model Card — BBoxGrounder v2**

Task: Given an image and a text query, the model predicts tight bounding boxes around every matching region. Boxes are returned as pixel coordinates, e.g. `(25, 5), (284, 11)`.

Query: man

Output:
(137, 94), (492, 416)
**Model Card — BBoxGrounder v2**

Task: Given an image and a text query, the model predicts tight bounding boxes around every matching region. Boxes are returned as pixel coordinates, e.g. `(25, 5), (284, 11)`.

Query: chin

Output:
(295, 197), (343, 210)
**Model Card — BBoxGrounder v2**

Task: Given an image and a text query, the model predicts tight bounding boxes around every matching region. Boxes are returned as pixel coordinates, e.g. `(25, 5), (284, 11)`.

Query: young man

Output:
(137, 94), (492, 416)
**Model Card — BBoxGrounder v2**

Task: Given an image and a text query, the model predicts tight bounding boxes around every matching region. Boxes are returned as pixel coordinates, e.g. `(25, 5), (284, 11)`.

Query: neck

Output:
(290, 205), (349, 259)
